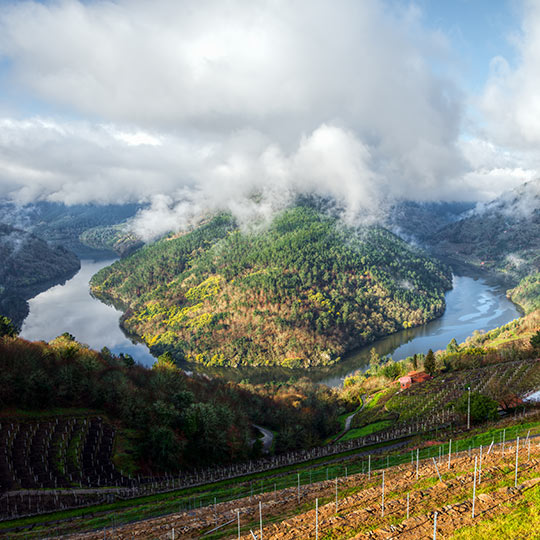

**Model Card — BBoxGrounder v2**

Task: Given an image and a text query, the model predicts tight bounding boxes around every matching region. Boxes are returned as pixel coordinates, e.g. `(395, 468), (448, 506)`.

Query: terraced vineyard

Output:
(0, 416), (132, 518)
(349, 358), (540, 431)
(65, 430), (540, 539)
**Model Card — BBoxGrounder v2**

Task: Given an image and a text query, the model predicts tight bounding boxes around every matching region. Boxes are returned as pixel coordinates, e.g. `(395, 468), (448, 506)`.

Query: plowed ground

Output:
(66, 442), (540, 539)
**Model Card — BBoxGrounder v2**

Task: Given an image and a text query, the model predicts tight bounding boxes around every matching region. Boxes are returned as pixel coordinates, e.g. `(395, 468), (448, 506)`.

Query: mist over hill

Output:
(0, 200), (143, 258)
(431, 179), (540, 281)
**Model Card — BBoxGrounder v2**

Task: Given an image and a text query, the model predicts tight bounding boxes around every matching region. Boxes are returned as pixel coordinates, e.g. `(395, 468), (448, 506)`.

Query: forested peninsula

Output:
(91, 206), (452, 368)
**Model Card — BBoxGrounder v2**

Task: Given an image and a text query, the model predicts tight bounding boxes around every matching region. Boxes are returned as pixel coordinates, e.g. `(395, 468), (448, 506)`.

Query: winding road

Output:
(332, 394), (366, 443)
(252, 424), (274, 454)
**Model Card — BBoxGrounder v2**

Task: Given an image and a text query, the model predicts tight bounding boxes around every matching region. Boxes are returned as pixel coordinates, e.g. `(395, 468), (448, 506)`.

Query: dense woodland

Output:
(0, 224), (80, 326)
(0, 200), (142, 258)
(508, 272), (540, 314)
(0, 331), (343, 471)
(91, 205), (452, 368)
(79, 223), (143, 257)
(431, 179), (540, 281)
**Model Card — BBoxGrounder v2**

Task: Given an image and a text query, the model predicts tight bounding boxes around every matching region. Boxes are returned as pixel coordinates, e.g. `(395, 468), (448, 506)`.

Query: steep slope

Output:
(432, 179), (540, 281)
(79, 223), (143, 257)
(507, 272), (540, 314)
(0, 223), (80, 326)
(91, 206), (452, 368)
(0, 200), (143, 258)
(0, 333), (341, 471)
(387, 200), (474, 243)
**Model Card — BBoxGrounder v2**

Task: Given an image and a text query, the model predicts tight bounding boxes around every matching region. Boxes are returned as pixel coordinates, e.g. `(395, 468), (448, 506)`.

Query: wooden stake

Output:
(315, 498), (319, 540)
(472, 456), (477, 518)
(515, 436), (520, 488)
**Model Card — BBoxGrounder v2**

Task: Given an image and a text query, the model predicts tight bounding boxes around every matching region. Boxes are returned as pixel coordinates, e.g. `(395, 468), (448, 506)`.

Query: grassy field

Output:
(340, 420), (393, 442)
(451, 484), (540, 539)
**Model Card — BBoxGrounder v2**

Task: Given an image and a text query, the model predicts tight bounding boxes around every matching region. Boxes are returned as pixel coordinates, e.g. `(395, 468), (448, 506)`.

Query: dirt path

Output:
(333, 395), (366, 443)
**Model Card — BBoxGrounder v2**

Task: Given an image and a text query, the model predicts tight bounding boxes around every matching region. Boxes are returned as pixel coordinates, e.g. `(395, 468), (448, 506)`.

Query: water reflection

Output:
(194, 275), (521, 387)
(318, 275), (521, 386)
(20, 259), (156, 366)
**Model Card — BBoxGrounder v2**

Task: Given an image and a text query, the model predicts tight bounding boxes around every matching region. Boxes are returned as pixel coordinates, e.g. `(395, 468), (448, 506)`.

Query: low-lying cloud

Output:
(0, 0), (536, 239)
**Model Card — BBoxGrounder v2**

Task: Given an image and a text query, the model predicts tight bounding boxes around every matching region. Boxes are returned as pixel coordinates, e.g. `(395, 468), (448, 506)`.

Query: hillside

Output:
(79, 223), (143, 257)
(91, 205), (452, 368)
(0, 333), (341, 471)
(508, 272), (540, 314)
(0, 224), (80, 326)
(431, 180), (540, 281)
(0, 200), (143, 258)
(387, 200), (473, 243)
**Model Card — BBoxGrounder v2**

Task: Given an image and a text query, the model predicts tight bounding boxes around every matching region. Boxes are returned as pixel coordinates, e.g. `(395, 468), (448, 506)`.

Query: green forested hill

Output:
(0, 223), (80, 326)
(431, 180), (540, 281)
(91, 206), (452, 368)
(0, 333), (341, 469)
(508, 272), (540, 314)
(79, 223), (143, 257)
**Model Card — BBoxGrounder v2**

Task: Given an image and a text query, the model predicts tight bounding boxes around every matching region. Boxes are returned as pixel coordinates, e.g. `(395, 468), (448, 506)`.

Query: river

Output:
(20, 259), (156, 366)
(20, 261), (521, 384)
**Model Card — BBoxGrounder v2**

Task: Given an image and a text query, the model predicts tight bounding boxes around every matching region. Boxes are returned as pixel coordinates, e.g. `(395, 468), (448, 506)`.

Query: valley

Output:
(0, 186), (538, 539)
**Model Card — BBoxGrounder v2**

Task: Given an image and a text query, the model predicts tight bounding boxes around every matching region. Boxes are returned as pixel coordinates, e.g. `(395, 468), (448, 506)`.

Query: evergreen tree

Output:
(0, 316), (17, 338)
(424, 349), (436, 375)
(530, 330), (540, 352)
(446, 337), (459, 353)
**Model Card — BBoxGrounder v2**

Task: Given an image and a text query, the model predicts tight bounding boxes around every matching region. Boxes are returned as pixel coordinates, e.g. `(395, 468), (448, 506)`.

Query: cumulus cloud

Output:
(0, 0), (531, 239)
(480, 0), (540, 148)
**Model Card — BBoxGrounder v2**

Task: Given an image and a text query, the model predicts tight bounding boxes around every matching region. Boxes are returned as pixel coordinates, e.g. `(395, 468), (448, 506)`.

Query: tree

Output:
(0, 316), (17, 338)
(446, 338), (459, 353)
(369, 348), (381, 375)
(424, 349), (436, 375)
(531, 330), (540, 353)
(456, 392), (498, 423)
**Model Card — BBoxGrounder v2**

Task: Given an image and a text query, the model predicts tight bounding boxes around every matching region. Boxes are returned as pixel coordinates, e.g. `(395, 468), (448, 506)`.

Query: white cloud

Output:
(480, 0), (540, 148)
(0, 0), (533, 238)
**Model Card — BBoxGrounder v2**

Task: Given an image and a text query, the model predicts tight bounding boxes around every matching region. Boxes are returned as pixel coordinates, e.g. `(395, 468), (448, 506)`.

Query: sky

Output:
(0, 0), (538, 239)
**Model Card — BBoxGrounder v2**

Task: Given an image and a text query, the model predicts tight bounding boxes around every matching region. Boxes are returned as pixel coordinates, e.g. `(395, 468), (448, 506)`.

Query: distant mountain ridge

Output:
(430, 179), (540, 282)
(0, 200), (143, 258)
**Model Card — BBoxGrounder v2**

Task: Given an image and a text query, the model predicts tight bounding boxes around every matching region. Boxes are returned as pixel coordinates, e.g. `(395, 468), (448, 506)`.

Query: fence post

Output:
(479, 445), (482, 484)
(297, 474), (300, 503)
(368, 455), (371, 479)
(381, 470), (385, 517)
(448, 439), (451, 469)
(432, 458), (442, 482)
(472, 456), (477, 518)
(335, 476), (338, 512)
(433, 511), (438, 539)
(406, 492), (409, 519)
(315, 498), (319, 540)
(237, 510), (241, 540)
(259, 500), (263, 540)
(515, 436), (520, 488)
(502, 429), (506, 456)
(416, 448), (419, 480)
